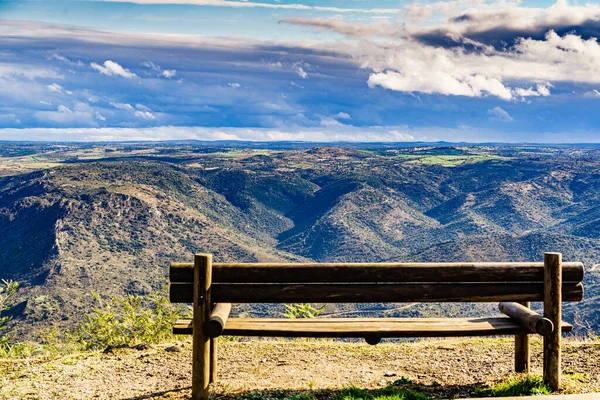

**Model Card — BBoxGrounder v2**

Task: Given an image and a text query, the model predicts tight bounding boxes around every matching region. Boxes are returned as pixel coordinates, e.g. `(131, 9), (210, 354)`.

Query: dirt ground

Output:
(1, 337), (599, 400)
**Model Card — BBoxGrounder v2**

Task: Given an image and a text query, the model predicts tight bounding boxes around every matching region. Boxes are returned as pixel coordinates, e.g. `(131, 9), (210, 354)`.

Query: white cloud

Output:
(487, 106), (514, 122)
(387, 130), (415, 141)
(47, 83), (64, 93)
(335, 112), (352, 120)
(2, 125), (600, 143)
(320, 116), (345, 127)
(47, 83), (73, 95)
(134, 110), (156, 120)
(91, 60), (137, 79)
(58, 105), (72, 114)
(49, 53), (84, 67)
(97, 0), (400, 14)
(228, 82), (241, 88)
(143, 61), (176, 78)
(34, 104), (98, 125)
(162, 69), (176, 78)
(404, 0), (600, 41)
(513, 84), (551, 98)
(110, 102), (135, 111)
(368, 70), (514, 100)
(294, 25), (596, 99)
(110, 102), (155, 119)
(295, 66), (308, 79)
(283, 3), (600, 100)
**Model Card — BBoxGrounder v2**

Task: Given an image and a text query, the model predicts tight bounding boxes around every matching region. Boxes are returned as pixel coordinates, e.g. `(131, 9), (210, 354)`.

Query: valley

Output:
(1, 141), (599, 338)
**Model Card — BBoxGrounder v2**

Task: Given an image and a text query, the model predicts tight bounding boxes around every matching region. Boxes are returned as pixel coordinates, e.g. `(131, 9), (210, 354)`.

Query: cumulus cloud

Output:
(91, 60), (137, 79)
(409, 0), (600, 48)
(335, 112), (352, 120)
(487, 106), (514, 122)
(228, 82), (241, 88)
(287, 12), (600, 100)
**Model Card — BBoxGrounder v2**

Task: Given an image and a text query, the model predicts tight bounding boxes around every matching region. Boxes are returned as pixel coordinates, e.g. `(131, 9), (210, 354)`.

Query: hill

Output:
(0, 142), (599, 337)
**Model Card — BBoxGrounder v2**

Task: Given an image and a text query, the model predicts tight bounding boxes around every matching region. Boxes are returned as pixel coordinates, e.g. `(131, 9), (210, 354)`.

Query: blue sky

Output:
(1, 0), (600, 142)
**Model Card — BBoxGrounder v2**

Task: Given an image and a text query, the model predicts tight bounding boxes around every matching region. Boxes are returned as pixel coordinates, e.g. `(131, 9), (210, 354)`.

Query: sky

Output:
(1, 0), (600, 142)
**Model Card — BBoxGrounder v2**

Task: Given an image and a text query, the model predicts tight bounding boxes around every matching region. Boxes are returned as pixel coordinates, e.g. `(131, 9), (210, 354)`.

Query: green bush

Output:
(0, 279), (19, 353)
(283, 303), (326, 319)
(74, 288), (186, 350)
(475, 376), (551, 397)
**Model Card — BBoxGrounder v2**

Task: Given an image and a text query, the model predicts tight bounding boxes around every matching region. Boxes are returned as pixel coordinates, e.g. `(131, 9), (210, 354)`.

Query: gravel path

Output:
(1, 338), (599, 399)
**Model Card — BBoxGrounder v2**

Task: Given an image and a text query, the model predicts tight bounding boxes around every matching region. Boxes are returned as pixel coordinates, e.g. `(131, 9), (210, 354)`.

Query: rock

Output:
(384, 371), (397, 377)
(164, 346), (181, 353)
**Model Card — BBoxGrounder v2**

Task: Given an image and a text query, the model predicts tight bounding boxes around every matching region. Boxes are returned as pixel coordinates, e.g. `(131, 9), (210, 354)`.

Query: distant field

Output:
(406, 155), (503, 166)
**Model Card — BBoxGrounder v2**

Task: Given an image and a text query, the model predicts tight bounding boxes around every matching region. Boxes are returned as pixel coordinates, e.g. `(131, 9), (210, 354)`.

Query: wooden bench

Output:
(169, 252), (584, 400)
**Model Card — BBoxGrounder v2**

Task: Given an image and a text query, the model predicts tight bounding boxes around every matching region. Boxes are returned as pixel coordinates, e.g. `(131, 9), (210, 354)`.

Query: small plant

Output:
(475, 376), (551, 397)
(74, 287), (185, 350)
(0, 279), (19, 354)
(283, 303), (326, 319)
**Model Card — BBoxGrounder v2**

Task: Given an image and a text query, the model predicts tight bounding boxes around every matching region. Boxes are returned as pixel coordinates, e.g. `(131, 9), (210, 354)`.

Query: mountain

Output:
(1, 143), (599, 337)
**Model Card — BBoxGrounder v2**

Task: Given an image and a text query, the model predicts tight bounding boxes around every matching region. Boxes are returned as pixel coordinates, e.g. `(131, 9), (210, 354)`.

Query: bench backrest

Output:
(169, 260), (584, 304)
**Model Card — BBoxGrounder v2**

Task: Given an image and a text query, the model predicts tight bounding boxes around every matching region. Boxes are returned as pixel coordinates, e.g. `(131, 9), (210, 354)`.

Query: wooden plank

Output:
(170, 262), (584, 284)
(499, 301), (554, 336)
(172, 318), (574, 337)
(169, 282), (583, 303)
(544, 252), (562, 391)
(174, 318), (193, 334)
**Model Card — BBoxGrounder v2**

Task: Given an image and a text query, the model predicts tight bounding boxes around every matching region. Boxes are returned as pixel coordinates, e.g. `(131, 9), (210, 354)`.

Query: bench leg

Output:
(193, 254), (213, 400)
(543, 252), (562, 391)
(515, 302), (530, 373)
(210, 337), (217, 384)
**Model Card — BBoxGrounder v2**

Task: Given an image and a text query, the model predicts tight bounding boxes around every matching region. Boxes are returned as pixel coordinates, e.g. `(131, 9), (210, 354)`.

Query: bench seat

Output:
(173, 317), (573, 338)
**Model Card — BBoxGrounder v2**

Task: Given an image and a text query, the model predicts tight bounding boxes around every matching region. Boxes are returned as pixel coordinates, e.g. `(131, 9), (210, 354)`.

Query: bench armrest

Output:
(206, 303), (232, 338)
(499, 301), (554, 336)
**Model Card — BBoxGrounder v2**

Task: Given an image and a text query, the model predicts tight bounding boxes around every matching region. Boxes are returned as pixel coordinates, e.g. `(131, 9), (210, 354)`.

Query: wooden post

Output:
(210, 337), (217, 384)
(514, 301), (530, 373)
(543, 252), (562, 391)
(192, 254), (212, 400)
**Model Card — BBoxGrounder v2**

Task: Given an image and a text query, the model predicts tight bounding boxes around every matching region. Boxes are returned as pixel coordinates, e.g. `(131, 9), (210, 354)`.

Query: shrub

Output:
(283, 303), (326, 319)
(74, 287), (186, 350)
(0, 279), (19, 353)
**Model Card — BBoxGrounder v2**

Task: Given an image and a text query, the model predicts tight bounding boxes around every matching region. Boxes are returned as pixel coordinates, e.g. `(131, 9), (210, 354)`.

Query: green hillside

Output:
(0, 143), (599, 337)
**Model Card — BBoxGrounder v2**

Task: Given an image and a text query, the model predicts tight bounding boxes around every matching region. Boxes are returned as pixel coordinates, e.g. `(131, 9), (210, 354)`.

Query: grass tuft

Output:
(475, 376), (551, 397)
